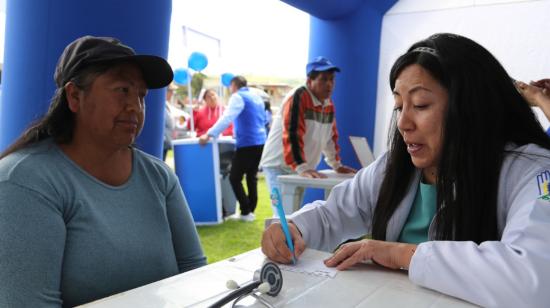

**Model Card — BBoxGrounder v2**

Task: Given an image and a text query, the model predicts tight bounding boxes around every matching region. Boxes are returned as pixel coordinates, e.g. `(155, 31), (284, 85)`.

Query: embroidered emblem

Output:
(536, 170), (550, 197)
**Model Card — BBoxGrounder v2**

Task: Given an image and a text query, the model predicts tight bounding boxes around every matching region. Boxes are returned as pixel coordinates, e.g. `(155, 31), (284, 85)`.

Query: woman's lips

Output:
(407, 143), (423, 154)
(116, 119), (138, 129)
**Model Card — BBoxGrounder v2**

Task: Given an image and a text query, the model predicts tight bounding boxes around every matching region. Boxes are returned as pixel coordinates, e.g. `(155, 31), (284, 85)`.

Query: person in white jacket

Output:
(261, 33), (550, 308)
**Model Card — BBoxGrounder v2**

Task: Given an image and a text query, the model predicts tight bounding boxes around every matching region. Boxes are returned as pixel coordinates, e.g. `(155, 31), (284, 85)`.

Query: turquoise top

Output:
(0, 139), (206, 307)
(398, 182), (437, 244)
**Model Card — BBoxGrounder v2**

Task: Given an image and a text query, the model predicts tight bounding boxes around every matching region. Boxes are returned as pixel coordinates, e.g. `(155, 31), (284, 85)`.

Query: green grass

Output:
(196, 176), (272, 264)
(165, 149), (272, 264)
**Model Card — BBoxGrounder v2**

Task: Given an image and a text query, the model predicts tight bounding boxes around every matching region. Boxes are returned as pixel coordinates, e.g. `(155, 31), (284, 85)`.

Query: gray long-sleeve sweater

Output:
(0, 139), (206, 307)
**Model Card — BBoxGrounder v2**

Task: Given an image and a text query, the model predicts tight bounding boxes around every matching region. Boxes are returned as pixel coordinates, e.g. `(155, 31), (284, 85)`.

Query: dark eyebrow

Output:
(409, 85), (432, 95)
(393, 85), (432, 96)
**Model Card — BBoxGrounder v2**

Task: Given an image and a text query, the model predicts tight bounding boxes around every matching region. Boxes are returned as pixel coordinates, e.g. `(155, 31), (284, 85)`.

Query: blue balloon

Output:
(188, 51), (208, 71)
(221, 73), (234, 87)
(173, 68), (190, 85)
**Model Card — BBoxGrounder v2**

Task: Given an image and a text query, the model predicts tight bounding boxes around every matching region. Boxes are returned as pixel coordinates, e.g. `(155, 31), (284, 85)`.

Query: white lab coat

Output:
(289, 143), (550, 308)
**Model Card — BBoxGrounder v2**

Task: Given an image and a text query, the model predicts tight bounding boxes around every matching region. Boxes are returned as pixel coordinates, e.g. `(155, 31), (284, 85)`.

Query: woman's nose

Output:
(397, 107), (413, 132)
(125, 92), (144, 111)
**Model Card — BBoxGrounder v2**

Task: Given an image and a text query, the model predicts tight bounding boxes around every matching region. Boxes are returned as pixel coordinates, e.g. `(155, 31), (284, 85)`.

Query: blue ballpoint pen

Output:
(271, 187), (297, 264)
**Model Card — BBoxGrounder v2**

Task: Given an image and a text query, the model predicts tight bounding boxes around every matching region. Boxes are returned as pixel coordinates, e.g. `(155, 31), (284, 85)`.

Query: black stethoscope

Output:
(207, 262), (283, 308)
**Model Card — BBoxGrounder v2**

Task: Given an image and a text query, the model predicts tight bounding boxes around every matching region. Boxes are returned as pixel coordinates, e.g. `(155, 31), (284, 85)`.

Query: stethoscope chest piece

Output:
(260, 262), (283, 296)
(208, 262), (283, 308)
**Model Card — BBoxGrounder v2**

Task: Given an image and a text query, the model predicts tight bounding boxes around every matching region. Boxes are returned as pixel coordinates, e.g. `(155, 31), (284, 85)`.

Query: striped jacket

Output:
(260, 85), (342, 174)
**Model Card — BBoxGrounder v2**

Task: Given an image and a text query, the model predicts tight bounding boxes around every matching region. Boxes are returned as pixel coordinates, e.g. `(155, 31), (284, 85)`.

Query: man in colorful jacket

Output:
(260, 56), (356, 217)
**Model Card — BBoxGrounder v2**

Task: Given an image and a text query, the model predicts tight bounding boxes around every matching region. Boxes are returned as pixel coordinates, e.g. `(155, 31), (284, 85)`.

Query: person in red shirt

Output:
(190, 89), (233, 136)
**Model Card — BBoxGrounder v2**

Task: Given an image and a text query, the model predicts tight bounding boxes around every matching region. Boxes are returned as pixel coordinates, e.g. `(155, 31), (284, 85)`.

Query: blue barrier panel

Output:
(173, 138), (237, 225)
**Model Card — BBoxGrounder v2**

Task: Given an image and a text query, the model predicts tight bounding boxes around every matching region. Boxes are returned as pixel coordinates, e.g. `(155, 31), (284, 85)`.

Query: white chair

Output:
(349, 136), (375, 168)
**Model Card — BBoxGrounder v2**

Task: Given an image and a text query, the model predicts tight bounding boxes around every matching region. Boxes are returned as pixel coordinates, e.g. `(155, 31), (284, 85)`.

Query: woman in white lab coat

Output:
(261, 33), (550, 308)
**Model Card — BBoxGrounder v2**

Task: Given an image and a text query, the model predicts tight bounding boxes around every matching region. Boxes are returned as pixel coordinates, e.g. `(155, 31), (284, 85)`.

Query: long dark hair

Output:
(372, 33), (550, 243)
(0, 64), (111, 159)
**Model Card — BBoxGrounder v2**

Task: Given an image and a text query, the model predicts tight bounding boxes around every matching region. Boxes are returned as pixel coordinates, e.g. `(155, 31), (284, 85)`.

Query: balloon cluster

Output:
(173, 51), (235, 88)
(173, 51), (208, 86)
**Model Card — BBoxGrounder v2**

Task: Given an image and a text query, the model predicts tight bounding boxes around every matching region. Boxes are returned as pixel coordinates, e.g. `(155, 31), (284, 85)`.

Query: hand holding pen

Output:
(261, 188), (306, 264)
(261, 219), (306, 264)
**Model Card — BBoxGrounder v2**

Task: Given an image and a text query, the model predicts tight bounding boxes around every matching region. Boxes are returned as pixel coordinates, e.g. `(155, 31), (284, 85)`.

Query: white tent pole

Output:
(187, 71), (195, 135)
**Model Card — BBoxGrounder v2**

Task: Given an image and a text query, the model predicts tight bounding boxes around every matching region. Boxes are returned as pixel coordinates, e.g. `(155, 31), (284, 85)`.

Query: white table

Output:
(277, 169), (354, 213)
(79, 248), (476, 308)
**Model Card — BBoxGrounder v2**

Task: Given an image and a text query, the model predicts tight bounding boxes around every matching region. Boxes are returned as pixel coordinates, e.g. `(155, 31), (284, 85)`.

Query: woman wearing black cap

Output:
(0, 36), (206, 307)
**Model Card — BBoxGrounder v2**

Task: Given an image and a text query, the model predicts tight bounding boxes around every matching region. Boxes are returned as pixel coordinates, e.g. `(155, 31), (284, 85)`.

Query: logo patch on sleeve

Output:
(536, 170), (550, 200)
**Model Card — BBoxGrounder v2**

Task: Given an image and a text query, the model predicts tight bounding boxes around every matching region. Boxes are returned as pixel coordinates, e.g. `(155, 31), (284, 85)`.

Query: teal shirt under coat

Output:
(398, 182), (437, 244)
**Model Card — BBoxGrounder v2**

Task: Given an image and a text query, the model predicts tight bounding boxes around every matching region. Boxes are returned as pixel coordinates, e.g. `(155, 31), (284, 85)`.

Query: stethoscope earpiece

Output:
(226, 280), (239, 290)
(208, 262), (283, 308)
(257, 282), (270, 294)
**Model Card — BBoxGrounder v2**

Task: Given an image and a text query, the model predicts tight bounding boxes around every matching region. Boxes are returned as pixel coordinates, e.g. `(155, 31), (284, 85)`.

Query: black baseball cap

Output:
(54, 35), (173, 89)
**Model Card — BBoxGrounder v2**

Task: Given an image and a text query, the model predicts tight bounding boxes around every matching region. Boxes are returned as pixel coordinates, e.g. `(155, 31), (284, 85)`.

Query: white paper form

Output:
(278, 255), (338, 278)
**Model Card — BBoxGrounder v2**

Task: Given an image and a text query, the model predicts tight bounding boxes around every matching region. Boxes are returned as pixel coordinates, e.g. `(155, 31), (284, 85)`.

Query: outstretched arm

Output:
(516, 79), (550, 122)
(199, 94), (244, 145)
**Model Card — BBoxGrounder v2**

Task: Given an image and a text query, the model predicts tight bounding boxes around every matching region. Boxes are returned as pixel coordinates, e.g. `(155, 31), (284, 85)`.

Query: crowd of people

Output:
(2, 32), (550, 307)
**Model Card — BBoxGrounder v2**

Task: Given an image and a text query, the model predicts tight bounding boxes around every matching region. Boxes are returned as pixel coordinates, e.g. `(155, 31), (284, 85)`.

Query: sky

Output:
(0, 0), (310, 79)
(168, 0), (310, 79)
